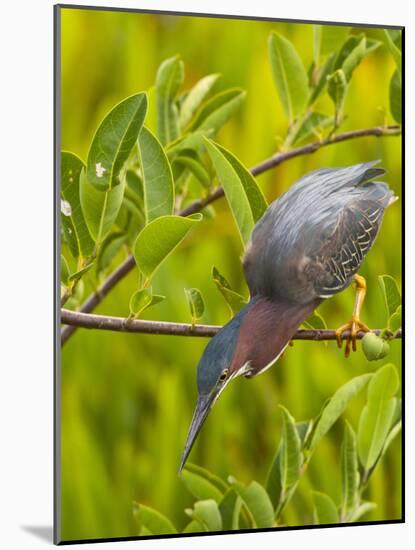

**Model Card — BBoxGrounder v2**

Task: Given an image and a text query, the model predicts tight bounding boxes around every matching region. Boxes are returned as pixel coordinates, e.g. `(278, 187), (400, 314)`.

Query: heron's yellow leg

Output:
(335, 274), (370, 358)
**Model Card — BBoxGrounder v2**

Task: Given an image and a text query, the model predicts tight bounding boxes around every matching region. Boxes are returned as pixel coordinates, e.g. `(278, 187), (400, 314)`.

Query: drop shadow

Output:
(21, 525), (53, 543)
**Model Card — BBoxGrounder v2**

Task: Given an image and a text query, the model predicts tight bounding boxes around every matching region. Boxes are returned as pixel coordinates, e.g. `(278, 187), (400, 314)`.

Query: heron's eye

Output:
(219, 369), (229, 382)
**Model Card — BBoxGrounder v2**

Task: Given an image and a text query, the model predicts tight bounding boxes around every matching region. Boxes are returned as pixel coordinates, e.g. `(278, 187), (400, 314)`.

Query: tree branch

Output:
(61, 309), (402, 343)
(61, 124), (401, 345)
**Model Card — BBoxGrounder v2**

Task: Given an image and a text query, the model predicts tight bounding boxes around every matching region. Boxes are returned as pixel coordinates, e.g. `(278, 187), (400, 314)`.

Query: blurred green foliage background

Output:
(60, 7), (402, 541)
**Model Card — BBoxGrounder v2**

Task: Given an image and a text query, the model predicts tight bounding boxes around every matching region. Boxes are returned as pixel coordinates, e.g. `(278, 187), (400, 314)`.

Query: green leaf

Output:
(186, 500), (222, 532)
(61, 152), (95, 259)
(383, 30), (402, 69)
(188, 88), (246, 134)
(181, 469), (223, 503)
(268, 32), (309, 122)
(173, 155), (211, 188)
(133, 502), (177, 535)
(133, 214), (202, 280)
(308, 54), (335, 105)
(291, 113), (333, 145)
(80, 168), (125, 245)
(389, 69), (402, 124)
(389, 305), (402, 333)
(341, 36), (367, 81)
(357, 364), (400, 471)
(212, 266), (247, 315)
(327, 69), (348, 126)
(96, 232), (127, 273)
(231, 480), (274, 528)
(179, 73), (221, 128)
(68, 261), (95, 282)
(184, 288), (205, 324)
(137, 126), (174, 223)
(309, 373), (373, 453)
(129, 287), (164, 318)
(349, 501), (376, 522)
(378, 274), (401, 319)
(219, 489), (242, 530)
(204, 139), (267, 243)
(279, 406), (302, 497)
(182, 519), (204, 533)
(87, 93), (147, 191)
(302, 309), (328, 330)
(314, 25), (351, 60)
(266, 421), (311, 511)
(340, 421), (359, 519)
(183, 463), (228, 493)
(61, 255), (70, 286)
(156, 56), (184, 145)
(312, 492), (339, 524)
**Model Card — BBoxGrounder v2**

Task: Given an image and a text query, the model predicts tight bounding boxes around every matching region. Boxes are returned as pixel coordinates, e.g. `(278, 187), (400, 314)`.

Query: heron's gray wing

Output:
(305, 186), (394, 298)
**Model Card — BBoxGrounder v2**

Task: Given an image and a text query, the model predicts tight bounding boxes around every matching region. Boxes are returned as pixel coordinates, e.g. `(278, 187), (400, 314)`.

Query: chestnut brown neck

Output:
(230, 296), (321, 377)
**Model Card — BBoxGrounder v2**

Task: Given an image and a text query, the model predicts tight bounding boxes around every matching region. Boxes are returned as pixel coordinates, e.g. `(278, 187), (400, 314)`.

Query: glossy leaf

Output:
(87, 93), (147, 191)
(327, 69), (348, 125)
(341, 36), (367, 81)
(186, 499), (222, 532)
(212, 266), (247, 315)
(390, 69), (402, 124)
(156, 56), (184, 145)
(279, 406), (302, 496)
(179, 73), (221, 128)
(383, 30), (402, 69)
(137, 127), (174, 223)
(61, 152), (95, 259)
(219, 489), (242, 530)
(129, 287), (165, 318)
(309, 373), (373, 453)
(181, 469), (223, 502)
(357, 364), (399, 471)
(308, 54), (335, 105)
(188, 88), (246, 134)
(204, 139), (267, 243)
(312, 492), (339, 524)
(378, 274), (401, 319)
(133, 214), (202, 279)
(184, 463), (228, 493)
(313, 25), (351, 60)
(268, 32), (309, 122)
(231, 480), (274, 528)
(173, 155), (211, 188)
(79, 169), (125, 245)
(340, 422), (359, 519)
(184, 288), (205, 324)
(133, 502), (177, 535)
(96, 232), (127, 274)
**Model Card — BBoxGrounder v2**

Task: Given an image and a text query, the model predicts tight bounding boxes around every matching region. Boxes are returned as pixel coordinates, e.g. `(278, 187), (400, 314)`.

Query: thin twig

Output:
(61, 125), (401, 345)
(61, 309), (402, 342)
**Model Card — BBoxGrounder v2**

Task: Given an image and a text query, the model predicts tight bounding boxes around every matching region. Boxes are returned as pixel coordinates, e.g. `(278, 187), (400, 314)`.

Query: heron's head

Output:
(178, 302), (253, 473)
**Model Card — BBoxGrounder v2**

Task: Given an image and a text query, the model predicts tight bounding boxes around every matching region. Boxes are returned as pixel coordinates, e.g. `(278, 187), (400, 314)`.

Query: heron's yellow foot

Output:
(335, 274), (370, 358)
(335, 317), (370, 358)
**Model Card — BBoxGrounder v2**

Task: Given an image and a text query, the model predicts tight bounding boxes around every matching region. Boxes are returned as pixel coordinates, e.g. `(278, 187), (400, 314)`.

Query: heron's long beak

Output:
(178, 392), (216, 474)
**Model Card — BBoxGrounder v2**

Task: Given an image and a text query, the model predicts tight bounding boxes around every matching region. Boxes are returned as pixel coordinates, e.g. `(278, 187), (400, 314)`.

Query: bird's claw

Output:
(335, 316), (370, 358)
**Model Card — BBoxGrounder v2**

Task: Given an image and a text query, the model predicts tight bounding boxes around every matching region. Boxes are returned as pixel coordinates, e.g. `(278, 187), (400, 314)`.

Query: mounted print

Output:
(55, 4), (403, 545)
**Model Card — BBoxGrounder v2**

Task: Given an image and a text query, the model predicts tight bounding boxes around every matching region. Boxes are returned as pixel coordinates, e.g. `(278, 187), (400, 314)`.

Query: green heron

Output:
(179, 161), (396, 472)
